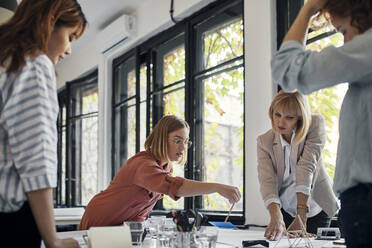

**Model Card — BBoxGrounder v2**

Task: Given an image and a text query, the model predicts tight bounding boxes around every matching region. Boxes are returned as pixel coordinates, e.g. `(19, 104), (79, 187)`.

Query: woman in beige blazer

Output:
(257, 91), (339, 241)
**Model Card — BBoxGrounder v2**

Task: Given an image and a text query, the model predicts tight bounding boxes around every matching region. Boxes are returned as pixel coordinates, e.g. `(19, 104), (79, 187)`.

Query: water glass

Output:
(195, 226), (219, 248)
(124, 221), (145, 247)
(156, 219), (177, 248)
(146, 216), (166, 238)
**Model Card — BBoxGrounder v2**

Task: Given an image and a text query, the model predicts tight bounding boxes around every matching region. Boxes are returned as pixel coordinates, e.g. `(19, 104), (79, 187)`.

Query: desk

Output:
(54, 207), (84, 226)
(42, 227), (343, 248)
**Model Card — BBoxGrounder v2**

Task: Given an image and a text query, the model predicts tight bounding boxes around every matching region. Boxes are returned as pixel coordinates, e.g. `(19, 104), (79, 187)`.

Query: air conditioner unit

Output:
(99, 14), (136, 54)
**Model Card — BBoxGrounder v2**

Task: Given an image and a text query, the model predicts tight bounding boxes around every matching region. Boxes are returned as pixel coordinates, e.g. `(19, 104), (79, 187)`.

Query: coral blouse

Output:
(79, 151), (184, 230)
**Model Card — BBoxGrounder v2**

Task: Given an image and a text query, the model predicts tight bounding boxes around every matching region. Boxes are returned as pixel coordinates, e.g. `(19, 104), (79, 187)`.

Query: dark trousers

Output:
(0, 201), (41, 247)
(281, 208), (331, 234)
(339, 183), (372, 248)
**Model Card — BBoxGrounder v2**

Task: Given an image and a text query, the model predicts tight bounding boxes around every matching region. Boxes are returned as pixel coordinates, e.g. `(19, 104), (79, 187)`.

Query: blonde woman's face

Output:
(167, 127), (189, 162)
(273, 108), (299, 137)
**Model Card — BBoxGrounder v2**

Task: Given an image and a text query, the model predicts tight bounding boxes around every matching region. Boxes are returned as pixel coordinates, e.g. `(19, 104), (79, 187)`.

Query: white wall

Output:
(55, 0), (277, 225)
(244, 0), (277, 225)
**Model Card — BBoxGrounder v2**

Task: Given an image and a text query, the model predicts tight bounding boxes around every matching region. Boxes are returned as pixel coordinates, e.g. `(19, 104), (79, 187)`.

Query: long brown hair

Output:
(0, 0), (87, 73)
(144, 115), (190, 165)
(319, 0), (372, 33)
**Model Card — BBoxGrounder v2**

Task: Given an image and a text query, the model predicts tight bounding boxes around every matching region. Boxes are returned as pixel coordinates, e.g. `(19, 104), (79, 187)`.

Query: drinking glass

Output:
(146, 216), (166, 239)
(124, 221), (145, 247)
(156, 219), (177, 248)
(195, 226), (219, 248)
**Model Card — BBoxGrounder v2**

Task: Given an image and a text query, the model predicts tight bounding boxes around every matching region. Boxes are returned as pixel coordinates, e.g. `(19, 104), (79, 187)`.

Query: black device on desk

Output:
(242, 240), (269, 247)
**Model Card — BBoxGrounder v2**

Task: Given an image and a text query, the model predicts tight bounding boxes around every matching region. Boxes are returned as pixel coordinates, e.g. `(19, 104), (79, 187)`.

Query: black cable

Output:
(170, 0), (179, 24)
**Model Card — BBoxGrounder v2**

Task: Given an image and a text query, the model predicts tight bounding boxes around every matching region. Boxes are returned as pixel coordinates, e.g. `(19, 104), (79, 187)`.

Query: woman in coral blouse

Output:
(80, 115), (241, 230)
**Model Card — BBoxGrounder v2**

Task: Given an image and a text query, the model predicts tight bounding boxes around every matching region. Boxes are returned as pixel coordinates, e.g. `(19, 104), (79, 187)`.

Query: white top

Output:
(279, 133), (322, 218)
(0, 54), (58, 212)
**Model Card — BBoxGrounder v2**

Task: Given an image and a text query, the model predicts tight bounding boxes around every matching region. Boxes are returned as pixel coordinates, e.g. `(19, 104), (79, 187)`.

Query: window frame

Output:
(56, 70), (98, 207)
(112, 0), (245, 224)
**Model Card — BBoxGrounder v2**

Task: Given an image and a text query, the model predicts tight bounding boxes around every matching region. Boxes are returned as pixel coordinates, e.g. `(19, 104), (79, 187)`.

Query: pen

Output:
(224, 203), (235, 223)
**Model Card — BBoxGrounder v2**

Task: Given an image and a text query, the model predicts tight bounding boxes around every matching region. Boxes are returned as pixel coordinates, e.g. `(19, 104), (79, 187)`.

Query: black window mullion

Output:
(75, 96), (83, 206)
(120, 106), (128, 169)
(111, 66), (117, 179)
(151, 48), (164, 210)
(185, 20), (197, 210)
(306, 30), (337, 45)
(276, 0), (304, 48)
(56, 103), (64, 205)
(152, 49), (163, 126)
(69, 88), (83, 206)
(135, 48), (141, 153)
(65, 84), (72, 206)
(146, 51), (151, 138)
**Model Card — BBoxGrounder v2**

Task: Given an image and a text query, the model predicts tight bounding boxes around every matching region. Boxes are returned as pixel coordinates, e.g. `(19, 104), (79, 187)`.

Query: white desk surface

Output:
(54, 207), (84, 226)
(41, 227), (345, 248)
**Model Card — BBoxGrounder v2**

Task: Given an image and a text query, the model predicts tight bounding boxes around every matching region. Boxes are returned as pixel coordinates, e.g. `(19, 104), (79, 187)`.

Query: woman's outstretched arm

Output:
(176, 179), (241, 204)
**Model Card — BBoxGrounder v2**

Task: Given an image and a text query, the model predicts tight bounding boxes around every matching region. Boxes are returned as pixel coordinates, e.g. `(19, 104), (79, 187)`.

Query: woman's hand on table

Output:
(49, 238), (80, 248)
(287, 214), (316, 238)
(264, 215), (288, 241)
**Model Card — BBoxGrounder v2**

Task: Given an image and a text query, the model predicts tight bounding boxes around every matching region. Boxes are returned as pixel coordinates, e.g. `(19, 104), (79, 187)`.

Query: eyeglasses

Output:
(172, 138), (192, 149)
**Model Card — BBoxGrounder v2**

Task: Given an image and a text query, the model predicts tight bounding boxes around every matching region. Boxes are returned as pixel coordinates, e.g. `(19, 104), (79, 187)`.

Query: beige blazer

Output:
(257, 114), (339, 217)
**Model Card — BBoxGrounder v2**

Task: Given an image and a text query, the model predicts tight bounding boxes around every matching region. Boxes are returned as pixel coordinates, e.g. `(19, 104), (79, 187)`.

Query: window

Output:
(112, 0), (244, 222)
(113, 56), (137, 173)
(56, 71), (98, 206)
(194, 4), (244, 212)
(306, 20), (347, 179)
(155, 34), (186, 209)
(276, 0), (347, 180)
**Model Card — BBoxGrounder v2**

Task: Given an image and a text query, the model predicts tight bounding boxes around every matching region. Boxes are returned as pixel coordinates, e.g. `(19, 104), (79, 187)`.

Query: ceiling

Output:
(71, 0), (147, 52)
(7, 0), (147, 53)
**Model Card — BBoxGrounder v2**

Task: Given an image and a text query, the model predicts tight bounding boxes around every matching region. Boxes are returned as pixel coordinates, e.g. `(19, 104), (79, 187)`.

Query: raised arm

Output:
(283, 0), (328, 44)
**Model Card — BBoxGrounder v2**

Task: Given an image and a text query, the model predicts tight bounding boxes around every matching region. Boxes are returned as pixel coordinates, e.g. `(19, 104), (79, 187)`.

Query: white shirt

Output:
(279, 132), (322, 218)
(0, 55), (58, 212)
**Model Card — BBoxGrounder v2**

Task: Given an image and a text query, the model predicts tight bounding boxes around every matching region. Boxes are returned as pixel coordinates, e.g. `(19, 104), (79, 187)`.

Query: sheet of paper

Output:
(88, 225), (132, 248)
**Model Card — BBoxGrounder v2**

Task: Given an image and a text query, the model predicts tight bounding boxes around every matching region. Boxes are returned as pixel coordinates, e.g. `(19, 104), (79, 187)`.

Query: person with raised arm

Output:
(271, 0), (372, 247)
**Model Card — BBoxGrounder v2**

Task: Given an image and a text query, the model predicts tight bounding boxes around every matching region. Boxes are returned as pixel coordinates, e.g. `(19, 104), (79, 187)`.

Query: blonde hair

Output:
(269, 91), (312, 145)
(144, 115), (189, 165)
